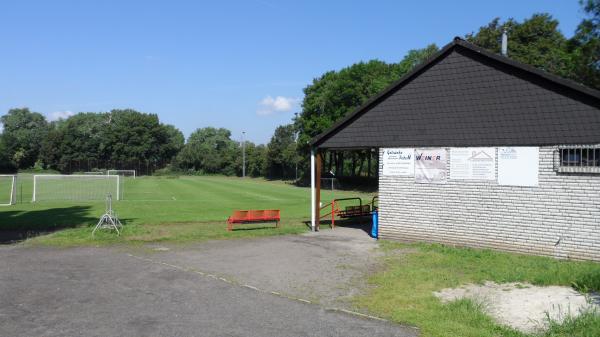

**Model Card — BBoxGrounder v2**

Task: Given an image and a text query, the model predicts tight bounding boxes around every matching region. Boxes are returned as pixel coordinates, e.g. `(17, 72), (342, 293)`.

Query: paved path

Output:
(0, 233), (417, 337)
(148, 226), (382, 307)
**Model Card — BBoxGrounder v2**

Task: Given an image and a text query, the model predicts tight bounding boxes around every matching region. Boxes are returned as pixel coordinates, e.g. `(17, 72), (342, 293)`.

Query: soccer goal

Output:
(32, 175), (120, 202)
(107, 169), (136, 179)
(0, 175), (17, 206)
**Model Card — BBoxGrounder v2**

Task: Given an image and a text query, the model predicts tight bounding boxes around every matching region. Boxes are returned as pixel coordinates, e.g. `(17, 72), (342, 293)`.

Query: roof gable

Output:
(311, 38), (600, 149)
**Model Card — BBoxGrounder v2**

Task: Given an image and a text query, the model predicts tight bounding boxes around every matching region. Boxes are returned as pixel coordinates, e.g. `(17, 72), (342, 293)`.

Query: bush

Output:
(153, 165), (182, 177)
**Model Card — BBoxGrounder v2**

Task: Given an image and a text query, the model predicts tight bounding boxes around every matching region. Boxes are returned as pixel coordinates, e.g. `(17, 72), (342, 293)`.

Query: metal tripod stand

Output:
(92, 193), (123, 236)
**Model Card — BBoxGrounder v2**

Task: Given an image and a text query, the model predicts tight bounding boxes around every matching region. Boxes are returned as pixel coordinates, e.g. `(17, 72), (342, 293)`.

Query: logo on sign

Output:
(499, 147), (518, 159)
(415, 153), (442, 161)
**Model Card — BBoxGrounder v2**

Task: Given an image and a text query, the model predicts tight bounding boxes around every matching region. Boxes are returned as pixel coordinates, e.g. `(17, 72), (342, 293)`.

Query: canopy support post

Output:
(310, 148), (322, 231)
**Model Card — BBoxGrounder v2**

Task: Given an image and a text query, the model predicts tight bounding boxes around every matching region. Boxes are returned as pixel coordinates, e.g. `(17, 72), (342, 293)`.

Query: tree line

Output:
(1, 2), (598, 181)
(0, 108), (300, 179)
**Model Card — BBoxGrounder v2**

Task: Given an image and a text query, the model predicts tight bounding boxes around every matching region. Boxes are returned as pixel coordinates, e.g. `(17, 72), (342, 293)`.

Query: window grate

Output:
(556, 146), (600, 173)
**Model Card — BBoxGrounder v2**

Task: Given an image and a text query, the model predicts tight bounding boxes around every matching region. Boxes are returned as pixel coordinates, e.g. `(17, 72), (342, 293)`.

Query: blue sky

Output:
(0, 1), (585, 144)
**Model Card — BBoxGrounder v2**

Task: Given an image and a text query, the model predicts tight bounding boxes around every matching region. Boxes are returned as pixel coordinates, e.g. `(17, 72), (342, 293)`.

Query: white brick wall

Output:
(378, 146), (600, 261)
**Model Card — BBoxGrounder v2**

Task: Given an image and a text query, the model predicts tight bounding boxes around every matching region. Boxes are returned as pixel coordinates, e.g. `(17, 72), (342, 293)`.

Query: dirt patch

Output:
(434, 281), (598, 333)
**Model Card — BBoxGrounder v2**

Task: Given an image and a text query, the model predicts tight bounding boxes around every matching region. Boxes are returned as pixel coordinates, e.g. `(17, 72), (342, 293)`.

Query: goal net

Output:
(33, 175), (120, 202)
(107, 169), (136, 179)
(0, 175), (17, 206)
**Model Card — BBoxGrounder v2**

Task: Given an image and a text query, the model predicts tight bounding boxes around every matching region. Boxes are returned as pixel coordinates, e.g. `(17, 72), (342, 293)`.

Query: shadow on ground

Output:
(0, 206), (95, 244)
(231, 225), (279, 231)
(317, 216), (373, 236)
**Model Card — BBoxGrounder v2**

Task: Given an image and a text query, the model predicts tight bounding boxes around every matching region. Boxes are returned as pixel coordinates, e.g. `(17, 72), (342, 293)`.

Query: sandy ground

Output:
(434, 281), (598, 333)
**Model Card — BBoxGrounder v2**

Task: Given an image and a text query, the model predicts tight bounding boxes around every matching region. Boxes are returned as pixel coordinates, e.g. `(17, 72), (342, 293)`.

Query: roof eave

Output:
(309, 38), (460, 148)
(309, 37), (600, 149)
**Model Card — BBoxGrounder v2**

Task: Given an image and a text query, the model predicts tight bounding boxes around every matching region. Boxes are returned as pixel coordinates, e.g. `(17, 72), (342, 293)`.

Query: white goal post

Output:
(32, 175), (120, 202)
(107, 169), (136, 179)
(0, 175), (17, 206)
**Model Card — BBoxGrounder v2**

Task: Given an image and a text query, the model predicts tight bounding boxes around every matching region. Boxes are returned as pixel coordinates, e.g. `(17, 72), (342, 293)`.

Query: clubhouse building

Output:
(309, 37), (600, 261)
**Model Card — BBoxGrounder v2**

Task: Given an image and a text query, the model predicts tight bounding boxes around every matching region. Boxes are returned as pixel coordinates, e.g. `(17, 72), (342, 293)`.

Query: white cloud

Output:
(257, 95), (298, 116)
(48, 110), (74, 121)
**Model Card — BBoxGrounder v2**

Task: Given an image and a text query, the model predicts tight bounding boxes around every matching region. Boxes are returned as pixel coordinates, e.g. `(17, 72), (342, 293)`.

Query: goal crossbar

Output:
(107, 170), (136, 179)
(0, 175), (17, 206)
(32, 174), (120, 202)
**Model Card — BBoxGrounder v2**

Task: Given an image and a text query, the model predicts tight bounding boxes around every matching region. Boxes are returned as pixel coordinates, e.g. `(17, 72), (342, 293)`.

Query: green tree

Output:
(467, 14), (576, 84)
(294, 45), (438, 179)
(39, 120), (67, 170)
(104, 109), (174, 164)
(0, 136), (16, 173)
(176, 127), (238, 174)
(38, 112), (109, 171)
(570, 0), (600, 89)
(247, 144), (267, 177)
(38, 109), (184, 173)
(266, 124), (299, 179)
(229, 141), (267, 177)
(0, 108), (48, 169)
(161, 124), (185, 162)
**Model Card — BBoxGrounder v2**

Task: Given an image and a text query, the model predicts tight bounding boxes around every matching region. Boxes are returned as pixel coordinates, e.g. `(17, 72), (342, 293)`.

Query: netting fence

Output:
(60, 159), (169, 176)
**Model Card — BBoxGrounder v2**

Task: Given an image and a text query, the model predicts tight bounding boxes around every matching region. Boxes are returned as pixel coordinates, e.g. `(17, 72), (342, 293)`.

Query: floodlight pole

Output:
(295, 132), (299, 180)
(294, 112), (299, 181)
(242, 131), (246, 178)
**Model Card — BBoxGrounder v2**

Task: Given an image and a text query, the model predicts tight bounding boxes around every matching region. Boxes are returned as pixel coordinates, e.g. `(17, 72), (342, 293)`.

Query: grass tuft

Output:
(543, 309), (600, 337)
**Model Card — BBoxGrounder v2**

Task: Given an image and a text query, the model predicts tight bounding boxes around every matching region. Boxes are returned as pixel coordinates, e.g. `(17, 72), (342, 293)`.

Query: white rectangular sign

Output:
(450, 147), (496, 180)
(498, 147), (539, 186)
(382, 148), (414, 176)
(415, 148), (447, 184)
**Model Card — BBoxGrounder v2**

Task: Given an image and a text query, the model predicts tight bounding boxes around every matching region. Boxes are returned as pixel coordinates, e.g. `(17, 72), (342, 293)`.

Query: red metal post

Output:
(331, 199), (335, 229)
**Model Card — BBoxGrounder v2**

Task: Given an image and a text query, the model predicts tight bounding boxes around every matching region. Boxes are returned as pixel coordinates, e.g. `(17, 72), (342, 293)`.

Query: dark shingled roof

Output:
(311, 37), (600, 149)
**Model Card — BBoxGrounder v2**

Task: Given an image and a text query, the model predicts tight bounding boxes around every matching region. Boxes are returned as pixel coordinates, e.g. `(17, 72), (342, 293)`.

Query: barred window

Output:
(556, 147), (600, 173)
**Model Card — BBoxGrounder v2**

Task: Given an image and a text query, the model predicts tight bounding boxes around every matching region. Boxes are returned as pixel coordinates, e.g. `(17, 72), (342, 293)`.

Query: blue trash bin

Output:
(371, 210), (378, 239)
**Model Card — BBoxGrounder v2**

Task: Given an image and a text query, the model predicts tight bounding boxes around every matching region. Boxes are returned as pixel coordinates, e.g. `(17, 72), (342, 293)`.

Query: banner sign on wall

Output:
(382, 148), (415, 176)
(415, 149), (447, 184)
(497, 147), (539, 186)
(450, 148), (496, 180)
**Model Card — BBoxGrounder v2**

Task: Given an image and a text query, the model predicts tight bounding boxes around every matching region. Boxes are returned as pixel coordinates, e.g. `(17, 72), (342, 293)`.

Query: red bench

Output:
(227, 209), (280, 231)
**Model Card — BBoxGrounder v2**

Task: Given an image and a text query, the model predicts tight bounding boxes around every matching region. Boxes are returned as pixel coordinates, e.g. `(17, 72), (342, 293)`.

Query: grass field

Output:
(355, 242), (600, 337)
(0, 173), (374, 246)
